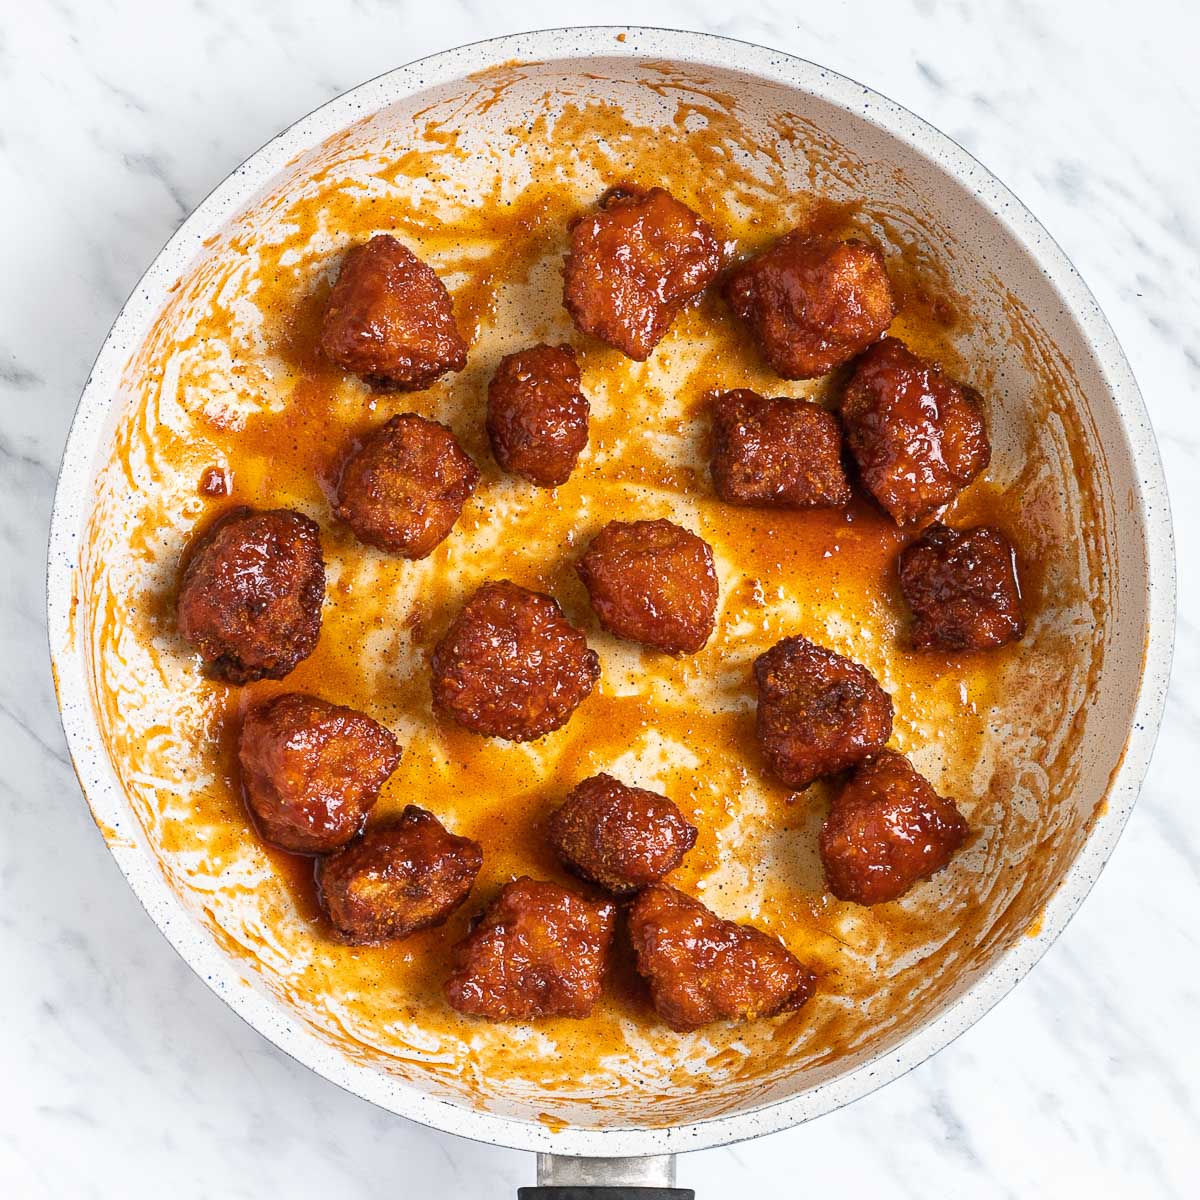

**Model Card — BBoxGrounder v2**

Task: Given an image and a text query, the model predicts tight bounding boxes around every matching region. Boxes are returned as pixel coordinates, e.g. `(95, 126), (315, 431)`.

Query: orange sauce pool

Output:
(79, 62), (1104, 1123)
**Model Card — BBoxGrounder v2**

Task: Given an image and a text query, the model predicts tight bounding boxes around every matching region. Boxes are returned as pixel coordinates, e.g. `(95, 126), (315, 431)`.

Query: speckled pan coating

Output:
(45, 27), (1174, 1160)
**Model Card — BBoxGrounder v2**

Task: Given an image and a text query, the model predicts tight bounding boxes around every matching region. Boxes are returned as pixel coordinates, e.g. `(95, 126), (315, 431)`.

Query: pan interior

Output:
(75, 55), (1133, 1130)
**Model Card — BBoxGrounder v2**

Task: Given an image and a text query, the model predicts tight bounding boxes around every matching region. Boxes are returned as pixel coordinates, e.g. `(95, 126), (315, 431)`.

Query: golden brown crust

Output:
(316, 806), (482, 943)
(547, 774), (697, 896)
(576, 518), (719, 655)
(627, 885), (816, 1031)
(841, 337), (991, 526)
(431, 581), (600, 741)
(238, 692), (400, 853)
(319, 234), (467, 390)
(709, 388), (852, 508)
(724, 232), (894, 379)
(819, 750), (969, 904)
(445, 878), (616, 1020)
(754, 635), (894, 790)
(563, 185), (724, 360)
(898, 523), (1025, 651)
(177, 506), (325, 684)
(486, 343), (589, 486)
(335, 413), (479, 558)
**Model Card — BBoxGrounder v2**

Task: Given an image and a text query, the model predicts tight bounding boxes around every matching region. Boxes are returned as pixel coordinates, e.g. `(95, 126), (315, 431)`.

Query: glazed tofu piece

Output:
(319, 234), (467, 391)
(563, 184), (725, 360)
(841, 337), (991, 526)
(724, 231), (894, 379)
(431, 581), (600, 742)
(754, 635), (894, 790)
(708, 388), (852, 509)
(576, 519), (719, 655)
(316, 806), (482, 944)
(238, 693), (400, 853)
(177, 507), (325, 684)
(547, 773), (698, 896)
(627, 885), (816, 1031)
(335, 413), (479, 558)
(445, 878), (616, 1020)
(819, 750), (969, 905)
(486, 343), (590, 486)
(898, 523), (1025, 651)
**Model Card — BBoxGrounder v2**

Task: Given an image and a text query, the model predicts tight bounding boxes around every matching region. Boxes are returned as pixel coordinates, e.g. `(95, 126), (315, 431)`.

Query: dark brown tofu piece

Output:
(576, 519), (718, 655)
(177, 507), (324, 684)
(627, 885), (816, 1031)
(431, 581), (600, 742)
(335, 413), (479, 558)
(445, 878), (616, 1020)
(318, 234), (467, 391)
(709, 388), (852, 509)
(563, 184), (724, 361)
(238, 693), (400, 853)
(841, 337), (991, 526)
(316, 806), (482, 943)
(754, 635), (894, 790)
(898, 523), (1025, 651)
(547, 774), (697, 896)
(486, 343), (589, 487)
(724, 231), (894, 379)
(820, 750), (969, 905)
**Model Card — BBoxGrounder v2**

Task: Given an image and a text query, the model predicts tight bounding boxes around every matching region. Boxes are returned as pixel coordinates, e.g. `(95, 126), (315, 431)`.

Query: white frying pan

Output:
(46, 27), (1174, 1197)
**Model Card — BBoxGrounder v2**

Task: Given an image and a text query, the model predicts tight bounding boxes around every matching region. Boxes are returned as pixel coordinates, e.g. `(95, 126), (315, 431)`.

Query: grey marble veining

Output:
(2, 1), (1197, 1195)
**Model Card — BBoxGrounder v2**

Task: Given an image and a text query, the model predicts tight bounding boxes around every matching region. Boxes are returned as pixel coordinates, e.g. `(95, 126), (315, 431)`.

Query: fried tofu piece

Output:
(547, 774), (697, 896)
(841, 338), (990, 526)
(724, 231), (894, 378)
(445, 878), (615, 1020)
(576, 519), (719, 655)
(898, 523), (1024, 651)
(820, 750), (969, 904)
(709, 388), (851, 508)
(319, 234), (467, 390)
(754, 635), (894, 790)
(563, 185), (724, 360)
(177, 507), (324, 684)
(238, 693), (400, 853)
(628, 885), (816, 1031)
(431, 581), (600, 742)
(335, 413), (479, 558)
(316, 806), (481, 943)
(486, 343), (589, 486)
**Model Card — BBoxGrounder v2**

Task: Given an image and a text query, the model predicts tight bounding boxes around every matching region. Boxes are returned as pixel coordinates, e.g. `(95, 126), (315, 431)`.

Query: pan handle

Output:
(519, 1153), (694, 1200)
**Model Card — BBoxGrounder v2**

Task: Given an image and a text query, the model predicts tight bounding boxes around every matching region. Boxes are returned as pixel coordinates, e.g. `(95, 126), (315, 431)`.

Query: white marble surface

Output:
(2, 1), (1196, 1195)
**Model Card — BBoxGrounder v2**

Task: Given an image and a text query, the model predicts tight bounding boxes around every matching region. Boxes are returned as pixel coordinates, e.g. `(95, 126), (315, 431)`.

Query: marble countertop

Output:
(3, 1), (1196, 1195)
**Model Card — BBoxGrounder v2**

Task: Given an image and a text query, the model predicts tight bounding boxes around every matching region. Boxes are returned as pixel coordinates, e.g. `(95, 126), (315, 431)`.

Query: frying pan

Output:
(46, 27), (1174, 1197)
